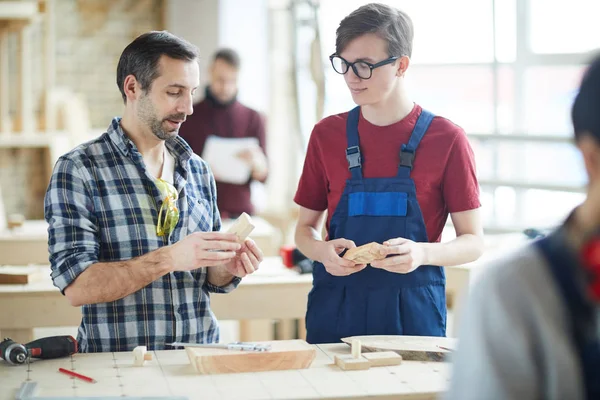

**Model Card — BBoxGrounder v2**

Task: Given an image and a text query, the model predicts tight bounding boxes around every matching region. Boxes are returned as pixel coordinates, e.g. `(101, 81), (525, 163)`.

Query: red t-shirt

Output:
(294, 104), (480, 243)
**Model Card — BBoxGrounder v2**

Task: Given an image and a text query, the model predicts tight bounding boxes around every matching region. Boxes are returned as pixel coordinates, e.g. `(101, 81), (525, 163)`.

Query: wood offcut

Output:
(342, 242), (386, 264)
(185, 339), (316, 375)
(225, 212), (255, 243)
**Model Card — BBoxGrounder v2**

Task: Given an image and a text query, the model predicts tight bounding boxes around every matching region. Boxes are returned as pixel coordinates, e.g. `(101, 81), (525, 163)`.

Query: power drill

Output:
(0, 336), (78, 366)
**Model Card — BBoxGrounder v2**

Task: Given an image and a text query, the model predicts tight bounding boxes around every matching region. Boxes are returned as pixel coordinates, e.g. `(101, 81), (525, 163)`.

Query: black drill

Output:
(0, 336), (78, 366)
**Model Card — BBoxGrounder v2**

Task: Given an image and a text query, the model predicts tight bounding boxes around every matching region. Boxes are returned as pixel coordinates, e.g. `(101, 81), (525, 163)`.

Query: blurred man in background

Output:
(179, 49), (268, 219)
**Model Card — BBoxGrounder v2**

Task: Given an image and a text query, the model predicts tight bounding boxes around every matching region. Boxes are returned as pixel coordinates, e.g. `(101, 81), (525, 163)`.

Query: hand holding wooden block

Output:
(226, 212), (255, 243)
(342, 242), (386, 264)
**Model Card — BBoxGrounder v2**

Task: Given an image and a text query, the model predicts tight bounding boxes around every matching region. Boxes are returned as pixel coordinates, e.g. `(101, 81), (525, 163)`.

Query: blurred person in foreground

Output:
(446, 55), (600, 400)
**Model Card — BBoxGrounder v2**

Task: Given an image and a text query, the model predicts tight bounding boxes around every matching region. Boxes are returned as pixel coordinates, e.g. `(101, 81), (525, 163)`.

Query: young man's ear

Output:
(396, 56), (410, 77)
(123, 74), (142, 102)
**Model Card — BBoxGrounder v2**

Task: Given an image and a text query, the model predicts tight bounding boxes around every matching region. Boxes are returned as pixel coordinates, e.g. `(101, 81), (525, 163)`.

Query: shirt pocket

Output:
(186, 196), (213, 233)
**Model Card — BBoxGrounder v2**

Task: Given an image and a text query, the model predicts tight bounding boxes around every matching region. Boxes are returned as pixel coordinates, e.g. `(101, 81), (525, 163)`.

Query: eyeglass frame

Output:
(329, 54), (400, 80)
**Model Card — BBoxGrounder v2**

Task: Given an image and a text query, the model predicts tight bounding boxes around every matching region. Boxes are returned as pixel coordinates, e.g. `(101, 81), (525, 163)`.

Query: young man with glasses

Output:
(44, 31), (263, 353)
(294, 3), (484, 343)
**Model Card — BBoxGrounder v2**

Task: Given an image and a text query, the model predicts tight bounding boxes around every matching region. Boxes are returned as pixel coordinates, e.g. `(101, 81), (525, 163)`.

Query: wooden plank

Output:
(343, 242), (386, 264)
(341, 335), (456, 362)
(185, 339), (316, 375)
(0, 28), (10, 133)
(0, 2), (39, 22)
(14, 24), (34, 133)
(0, 266), (46, 284)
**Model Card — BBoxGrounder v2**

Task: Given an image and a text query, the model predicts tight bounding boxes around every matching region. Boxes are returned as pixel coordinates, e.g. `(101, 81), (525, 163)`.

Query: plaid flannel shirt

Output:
(44, 117), (240, 353)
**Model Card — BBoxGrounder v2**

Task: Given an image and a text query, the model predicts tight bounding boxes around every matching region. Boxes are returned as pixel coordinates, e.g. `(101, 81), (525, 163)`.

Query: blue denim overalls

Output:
(305, 106), (447, 344)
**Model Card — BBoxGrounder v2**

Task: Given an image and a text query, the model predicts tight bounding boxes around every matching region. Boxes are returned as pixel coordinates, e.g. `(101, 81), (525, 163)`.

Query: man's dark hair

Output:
(335, 3), (413, 58)
(213, 48), (241, 69)
(116, 31), (199, 103)
(572, 54), (600, 142)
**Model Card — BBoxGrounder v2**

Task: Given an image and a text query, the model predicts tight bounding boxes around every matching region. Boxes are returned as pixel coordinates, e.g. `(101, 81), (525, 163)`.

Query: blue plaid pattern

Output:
(44, 117), (240, 353)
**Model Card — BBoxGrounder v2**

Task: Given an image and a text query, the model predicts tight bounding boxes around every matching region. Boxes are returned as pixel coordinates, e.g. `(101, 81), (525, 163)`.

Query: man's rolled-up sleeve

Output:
(44, 157), (99, 293)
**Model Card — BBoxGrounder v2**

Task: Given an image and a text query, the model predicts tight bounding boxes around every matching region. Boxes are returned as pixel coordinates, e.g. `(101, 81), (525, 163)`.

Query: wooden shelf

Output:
(0, 2), (40, 23)
(0, 132), (68, 148)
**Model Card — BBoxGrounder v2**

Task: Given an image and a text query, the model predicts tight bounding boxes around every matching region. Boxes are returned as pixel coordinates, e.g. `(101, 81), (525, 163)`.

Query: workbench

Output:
(0, 249), (506, 345)
(0, 342), (449, 400)
(0, 258), (312, 344)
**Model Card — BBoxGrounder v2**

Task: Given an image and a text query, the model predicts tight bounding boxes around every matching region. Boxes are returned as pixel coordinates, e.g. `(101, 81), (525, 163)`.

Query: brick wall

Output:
(0, 0), (164, 218)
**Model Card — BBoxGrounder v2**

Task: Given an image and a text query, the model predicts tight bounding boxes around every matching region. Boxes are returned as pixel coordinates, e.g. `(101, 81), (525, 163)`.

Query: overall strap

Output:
(345, 106), (362, 180)
(398, 109), (435, 178)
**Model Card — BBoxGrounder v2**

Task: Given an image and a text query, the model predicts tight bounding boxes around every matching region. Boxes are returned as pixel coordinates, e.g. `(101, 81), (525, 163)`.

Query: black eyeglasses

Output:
(329, 54), (399, 80)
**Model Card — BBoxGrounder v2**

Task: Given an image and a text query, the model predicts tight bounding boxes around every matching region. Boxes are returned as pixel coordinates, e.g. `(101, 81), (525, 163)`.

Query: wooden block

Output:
(133, 346), (151, 366)
(0, 266), (45, 284)
(362, 351), (403, 367)
(351, 339), (361, 358)
(334, 354), (371, 371)
(7, 214), (25, 230)
(226, 212), (255, 243)
(342, 242), (386, 264)
(185, 339), (315, 375)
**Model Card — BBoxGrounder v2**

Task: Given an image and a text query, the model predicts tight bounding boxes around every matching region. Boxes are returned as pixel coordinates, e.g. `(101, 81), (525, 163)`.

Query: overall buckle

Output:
(346, 146), (362, 169)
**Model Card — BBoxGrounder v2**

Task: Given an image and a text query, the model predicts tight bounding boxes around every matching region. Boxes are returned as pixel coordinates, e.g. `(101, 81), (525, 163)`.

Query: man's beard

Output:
(138, 95), (185, 141)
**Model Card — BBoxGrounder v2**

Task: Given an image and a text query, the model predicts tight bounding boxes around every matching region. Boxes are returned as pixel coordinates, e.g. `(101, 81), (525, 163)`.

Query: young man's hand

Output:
(370, 237), (426, 274)
(316, 238), (367, 276)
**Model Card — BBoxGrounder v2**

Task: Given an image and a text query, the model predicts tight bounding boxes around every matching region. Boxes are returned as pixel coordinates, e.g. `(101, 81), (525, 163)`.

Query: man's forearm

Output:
(421, 234), (484, 267)
(206, 265), (235, 287)
(64, 247), (172, 306)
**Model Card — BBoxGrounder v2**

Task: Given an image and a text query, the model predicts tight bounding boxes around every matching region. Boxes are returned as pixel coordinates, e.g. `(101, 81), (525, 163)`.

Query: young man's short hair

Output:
(572, 54), (600, 142)
(116, 31), (199, 103)
(335, 3), (414, 58)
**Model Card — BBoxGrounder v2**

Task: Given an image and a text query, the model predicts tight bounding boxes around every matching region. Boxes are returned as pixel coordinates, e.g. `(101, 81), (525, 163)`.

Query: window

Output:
(312, 0), (598, 233)
(529, 0), (600, 54)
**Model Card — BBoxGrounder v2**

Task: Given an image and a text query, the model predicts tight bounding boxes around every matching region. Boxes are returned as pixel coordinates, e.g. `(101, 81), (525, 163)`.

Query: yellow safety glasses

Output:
(155, 179), (180, 237)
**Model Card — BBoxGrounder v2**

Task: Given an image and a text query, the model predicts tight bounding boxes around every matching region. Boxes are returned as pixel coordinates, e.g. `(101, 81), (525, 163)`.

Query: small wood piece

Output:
(342, 242), (386, 264)
(334, 354), (371, 371)
(226, 212), (255, 243)
(133, 346), (152, 366)
(185, 339), (315, 375)
(351, 339), (361, 359)
(362, 351), (403, 367)
(0, 266), (45, 284)
(6, 214), (25, 230)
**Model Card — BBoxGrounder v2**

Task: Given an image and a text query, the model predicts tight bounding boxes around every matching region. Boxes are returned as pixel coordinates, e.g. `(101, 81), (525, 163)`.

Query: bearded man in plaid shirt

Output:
(44, 31), (263, 353)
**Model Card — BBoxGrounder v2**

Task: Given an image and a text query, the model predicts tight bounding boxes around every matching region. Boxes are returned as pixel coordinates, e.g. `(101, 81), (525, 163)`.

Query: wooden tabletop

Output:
(0, 343), (449, 400)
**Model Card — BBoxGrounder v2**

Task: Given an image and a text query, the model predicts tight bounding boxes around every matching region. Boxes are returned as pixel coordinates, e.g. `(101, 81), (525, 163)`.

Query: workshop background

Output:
(0, 0), (598, 344)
